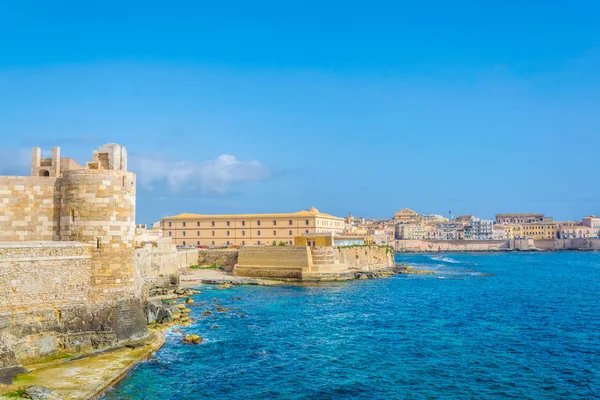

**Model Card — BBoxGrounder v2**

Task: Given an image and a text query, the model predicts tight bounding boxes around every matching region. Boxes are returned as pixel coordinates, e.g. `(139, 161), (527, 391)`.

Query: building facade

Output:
(559, 226), (594, 239)
(582, 216), (600, 238)
(162, 207), (345, 247)
(495, 213), (545, 225)
(522, 223), (557, 239)
(471, 218), (494, 240)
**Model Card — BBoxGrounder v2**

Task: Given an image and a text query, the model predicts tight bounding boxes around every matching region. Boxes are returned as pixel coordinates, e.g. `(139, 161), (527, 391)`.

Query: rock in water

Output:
(185, 297), (194, 305)
(182, 334), (203, 344)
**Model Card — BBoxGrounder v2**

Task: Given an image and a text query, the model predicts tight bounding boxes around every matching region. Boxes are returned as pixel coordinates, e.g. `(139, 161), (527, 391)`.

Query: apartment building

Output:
(162, 207), (345, 247)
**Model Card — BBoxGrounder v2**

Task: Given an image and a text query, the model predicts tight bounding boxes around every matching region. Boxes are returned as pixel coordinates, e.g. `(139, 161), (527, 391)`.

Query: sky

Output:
(0, 1), (599, 223)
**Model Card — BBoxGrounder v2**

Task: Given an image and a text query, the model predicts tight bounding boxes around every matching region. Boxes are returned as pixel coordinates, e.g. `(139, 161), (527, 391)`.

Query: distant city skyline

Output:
(1, 1), (599, 223)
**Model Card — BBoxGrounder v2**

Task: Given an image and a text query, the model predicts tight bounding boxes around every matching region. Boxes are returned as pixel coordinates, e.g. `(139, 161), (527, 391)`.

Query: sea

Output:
(101, 252), (600, 399)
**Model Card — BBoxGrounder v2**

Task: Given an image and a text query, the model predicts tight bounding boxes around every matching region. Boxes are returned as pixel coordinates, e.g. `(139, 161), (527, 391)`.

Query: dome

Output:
(308, 206), (319, 213)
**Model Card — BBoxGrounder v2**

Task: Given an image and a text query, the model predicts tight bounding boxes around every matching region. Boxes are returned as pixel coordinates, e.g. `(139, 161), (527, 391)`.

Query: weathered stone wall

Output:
(514, 238), (600, 251)
(0, 242), (92, 311)
(234, 246), (395, 279)
(59, 169), (138, 301)
(0, 177), (60, 242)
(234, 247), (310, 279)
(177, 249), (200, 269)
(336, 246), (394, 271)
(197, 249), (238, 272)
(134, 239), (189, 295)
(0, 242), (147, 367)
(396, 240), (510, 252)
(397, 239), (600, 252)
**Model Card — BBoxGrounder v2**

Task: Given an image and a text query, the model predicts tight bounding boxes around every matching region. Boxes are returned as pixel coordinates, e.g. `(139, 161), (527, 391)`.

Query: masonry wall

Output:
(336, 246), (394, 271)
(0, 242), (92, 311)
(59, 170), (138, 301)
(396, 240), (510, 252)
(516, 238), (600, 251)
(0, 177), (60, 242)
(234, 247), (310, 279)
(0, 242), (146, 366)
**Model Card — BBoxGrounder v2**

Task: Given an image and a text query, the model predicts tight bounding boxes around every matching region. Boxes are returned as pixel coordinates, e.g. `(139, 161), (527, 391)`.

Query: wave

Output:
(430, 255), (461, 264)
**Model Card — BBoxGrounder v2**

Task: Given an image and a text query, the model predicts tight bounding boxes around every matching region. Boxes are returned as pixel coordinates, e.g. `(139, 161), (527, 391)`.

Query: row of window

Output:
(169, 229), (310, 237)
(170, 219), (311, 228)
(181, 240), (294, 246)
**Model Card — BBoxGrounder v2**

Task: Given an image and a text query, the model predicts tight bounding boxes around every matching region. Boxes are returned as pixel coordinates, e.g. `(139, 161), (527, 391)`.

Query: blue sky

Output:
(1, 1), (599, 223)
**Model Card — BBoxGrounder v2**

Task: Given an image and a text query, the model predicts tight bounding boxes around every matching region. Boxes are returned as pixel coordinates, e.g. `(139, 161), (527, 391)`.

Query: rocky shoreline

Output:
(0, 263), (433, 399)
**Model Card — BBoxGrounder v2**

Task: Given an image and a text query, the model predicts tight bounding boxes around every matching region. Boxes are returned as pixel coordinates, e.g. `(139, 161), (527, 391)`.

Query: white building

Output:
(471, 218), (494, 240)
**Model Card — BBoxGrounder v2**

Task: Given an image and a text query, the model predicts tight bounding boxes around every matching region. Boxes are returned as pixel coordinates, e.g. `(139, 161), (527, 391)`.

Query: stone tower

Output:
(58, 144), (139, 301)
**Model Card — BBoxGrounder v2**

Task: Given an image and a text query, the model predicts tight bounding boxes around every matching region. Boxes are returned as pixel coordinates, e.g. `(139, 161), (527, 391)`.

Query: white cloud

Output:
(130, 153), (269, 194)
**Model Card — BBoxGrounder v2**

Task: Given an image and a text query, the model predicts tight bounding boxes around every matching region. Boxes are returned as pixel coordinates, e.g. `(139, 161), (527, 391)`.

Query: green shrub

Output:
(3, 389), (26, 398)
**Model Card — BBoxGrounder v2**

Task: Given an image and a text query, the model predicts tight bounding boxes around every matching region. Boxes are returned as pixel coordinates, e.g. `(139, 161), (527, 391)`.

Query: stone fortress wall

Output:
(0, 143), (148, 372)
(233, 245), (394, 280)
(396, 238), (600, 252)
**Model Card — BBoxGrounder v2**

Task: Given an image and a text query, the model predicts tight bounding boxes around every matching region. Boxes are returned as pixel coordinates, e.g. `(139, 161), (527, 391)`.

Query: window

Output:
(258, 230), (261, 236)
(96, 238), (101, 249)
(242, 221), (246, 226)
(70, 209), (76, 224)
(227, 221), (230, 227)
(257, 221), (261, 226)
(197, 222), (200, 227)
(305, 220), (309, 225)
(197, 231), (200, 236)
(183, 222), (186, 227)
(258, 241), (261, 245)
(212, 241), (215, 245)
(168, 231), (172, 237)
(289, 220), (293, 225)
(305, 230), (309, 234)
(168, 222), (172, 227)
(289, 230), (292, 235)
(289, 240), (293, 245)
(183, 241), (186, 246)
(227, 240), (230, 246)
(273, 220), (277, 226)
(242, 230), (246, 236)
(242, 241), (245, 245)
(197, 241), (200, 245)
(273, 230), (277, 236)
(183, 231), (186, 236)
(212, 231), (215, 236)
(212, 221), (215, 227)
(227, 231), (230, 236)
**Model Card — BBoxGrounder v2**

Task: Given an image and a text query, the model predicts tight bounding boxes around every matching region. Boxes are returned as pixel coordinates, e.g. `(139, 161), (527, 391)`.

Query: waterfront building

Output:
(161, 207), (345, 247)
(393, 208), (420, 224)
(559, 225), (594, 239)
(522, 223), (558, 240)
(582, 216), (600, 238)
(294, 233), (371, 247)
(397, 224), (425, 240)
(505, 224), (524, 239)
(496, 213), (545, 225)
(471, 218), (494, 240)
(492, 225), (507, 240)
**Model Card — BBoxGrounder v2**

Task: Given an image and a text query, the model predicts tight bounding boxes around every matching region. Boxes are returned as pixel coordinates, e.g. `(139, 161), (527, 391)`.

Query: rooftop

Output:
(164, 208), (343, 220)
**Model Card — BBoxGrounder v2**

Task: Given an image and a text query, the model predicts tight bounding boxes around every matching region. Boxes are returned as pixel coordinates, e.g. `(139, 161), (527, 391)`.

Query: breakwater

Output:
(396, 238), (600, 252)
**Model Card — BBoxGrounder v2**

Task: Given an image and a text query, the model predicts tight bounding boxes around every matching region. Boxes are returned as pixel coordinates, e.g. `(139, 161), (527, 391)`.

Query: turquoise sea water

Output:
(102, 253), (600, 399)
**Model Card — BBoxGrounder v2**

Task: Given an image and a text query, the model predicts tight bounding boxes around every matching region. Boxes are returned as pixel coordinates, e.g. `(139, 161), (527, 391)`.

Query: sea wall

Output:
(134, 239), (199, 295)
(396, 240), (510, 252)
(234, 245), (393, 280)
(336, 246), (394, 271)
(234, 247), (309, 279)
(0, 242), (147, 368)
(397, 239), (600, 252)
(0, 177), (60, 242)
(197, 249), (238, 272)
(513, 238), (600, 251)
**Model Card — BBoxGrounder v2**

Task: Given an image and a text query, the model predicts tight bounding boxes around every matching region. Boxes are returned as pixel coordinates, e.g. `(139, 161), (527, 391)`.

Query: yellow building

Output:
(398, 224), (425, 240)
(162, 207), (345, 247)
(522, 223), (557, 239)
